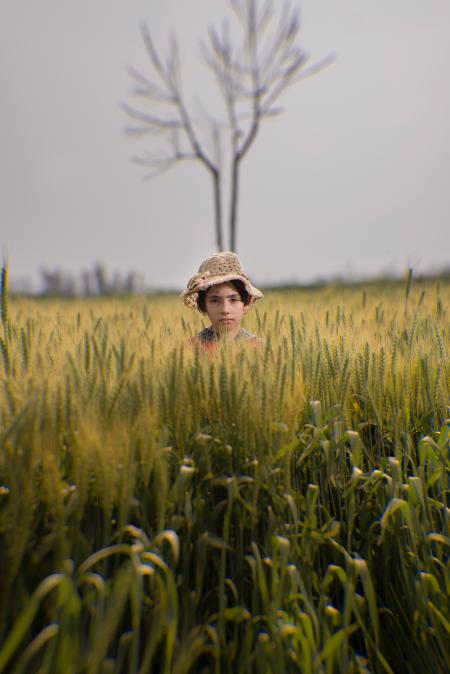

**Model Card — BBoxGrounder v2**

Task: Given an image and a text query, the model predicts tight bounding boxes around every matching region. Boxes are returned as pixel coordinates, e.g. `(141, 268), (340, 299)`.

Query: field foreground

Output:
(0, 281), (449, 673)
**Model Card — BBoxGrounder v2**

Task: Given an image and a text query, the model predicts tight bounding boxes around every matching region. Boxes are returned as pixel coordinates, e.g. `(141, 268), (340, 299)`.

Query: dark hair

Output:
(196, 279), (250, 314)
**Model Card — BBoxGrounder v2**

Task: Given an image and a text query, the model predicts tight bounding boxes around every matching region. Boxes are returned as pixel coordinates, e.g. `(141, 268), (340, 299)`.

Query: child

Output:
(180, 252), (263, 347)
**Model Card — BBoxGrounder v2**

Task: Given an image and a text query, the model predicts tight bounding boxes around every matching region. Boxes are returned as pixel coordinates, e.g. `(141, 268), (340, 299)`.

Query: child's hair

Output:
(196, 279), (251, 314)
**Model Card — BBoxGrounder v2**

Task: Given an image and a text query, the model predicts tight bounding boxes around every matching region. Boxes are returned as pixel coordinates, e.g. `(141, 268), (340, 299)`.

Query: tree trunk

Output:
(229, 157), (240, 252)
(213, 170), (224, 251)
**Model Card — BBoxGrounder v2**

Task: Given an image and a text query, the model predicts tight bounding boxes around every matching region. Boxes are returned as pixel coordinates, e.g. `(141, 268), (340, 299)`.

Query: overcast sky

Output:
(1, 0), (449, 291)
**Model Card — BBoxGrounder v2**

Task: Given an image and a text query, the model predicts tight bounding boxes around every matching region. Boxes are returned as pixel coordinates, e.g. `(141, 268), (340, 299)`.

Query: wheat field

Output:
(0, 273), (449, 673)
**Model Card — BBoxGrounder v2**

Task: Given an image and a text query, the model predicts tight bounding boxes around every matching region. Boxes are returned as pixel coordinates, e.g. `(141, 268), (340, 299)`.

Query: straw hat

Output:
(181, 251), (263, 310)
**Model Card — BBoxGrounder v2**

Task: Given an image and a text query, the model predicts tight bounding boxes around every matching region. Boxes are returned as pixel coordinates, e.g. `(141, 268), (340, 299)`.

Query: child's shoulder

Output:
(197, 326), (217, 342)
(188, 326), (261, 350)
(188, 327), (218, 350)
(236, 328), (262, 346)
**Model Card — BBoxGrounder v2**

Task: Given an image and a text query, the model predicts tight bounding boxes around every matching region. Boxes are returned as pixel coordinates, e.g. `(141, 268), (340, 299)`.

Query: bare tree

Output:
(123, 0), (333, 252)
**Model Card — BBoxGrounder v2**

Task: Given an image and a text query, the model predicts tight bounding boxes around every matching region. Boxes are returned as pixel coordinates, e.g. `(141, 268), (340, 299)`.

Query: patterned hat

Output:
(180, 251), (263, 310)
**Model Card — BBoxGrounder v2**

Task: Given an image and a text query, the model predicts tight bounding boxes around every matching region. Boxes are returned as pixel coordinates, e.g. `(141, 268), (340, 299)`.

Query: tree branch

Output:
(126, 1), (332, 253)
(121, 103), (183, 133)
(260, 52), (335, 114)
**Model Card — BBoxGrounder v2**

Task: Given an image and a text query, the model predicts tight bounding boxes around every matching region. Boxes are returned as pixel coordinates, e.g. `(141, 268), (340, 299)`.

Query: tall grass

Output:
(0, 279), (449, 673)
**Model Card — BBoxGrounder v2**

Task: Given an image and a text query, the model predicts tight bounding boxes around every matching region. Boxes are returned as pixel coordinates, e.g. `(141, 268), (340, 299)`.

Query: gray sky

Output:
(1, 0), (449, 291)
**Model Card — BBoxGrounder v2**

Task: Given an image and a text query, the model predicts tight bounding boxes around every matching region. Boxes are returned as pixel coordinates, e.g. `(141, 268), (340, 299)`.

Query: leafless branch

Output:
(126, 0), (332, 252)
(229, 0), (247, 26)
(167, 33), (181, 90)
(140, 23), (171, 88)
(260, 52), (335, 114)
(133, 144), (198, 179)
(132, 22), (220, 177)
(258, 6), (300, 86)
(126, 65), (176, 103)
(121, 102), (183, 133)
(255, 0), (274, 33)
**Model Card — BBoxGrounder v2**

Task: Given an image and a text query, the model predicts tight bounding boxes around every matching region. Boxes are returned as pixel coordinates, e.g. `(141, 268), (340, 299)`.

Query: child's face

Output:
(204, 282), (247, 336)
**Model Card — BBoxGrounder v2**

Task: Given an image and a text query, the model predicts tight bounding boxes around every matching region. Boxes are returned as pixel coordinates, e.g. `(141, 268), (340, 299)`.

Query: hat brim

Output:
(180, 273), (263, 310)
